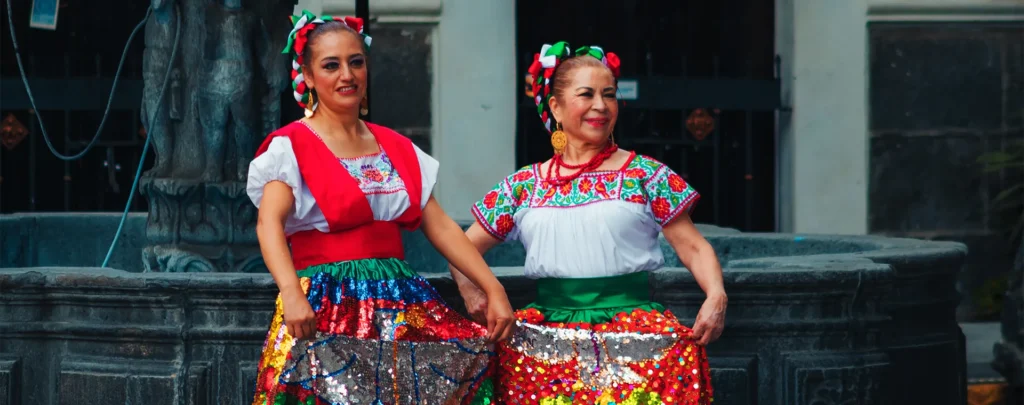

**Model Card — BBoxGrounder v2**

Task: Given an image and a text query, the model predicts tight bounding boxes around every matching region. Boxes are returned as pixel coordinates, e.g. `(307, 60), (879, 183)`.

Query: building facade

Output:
(294, 0), (1023, 320)
(0, 0), (1020, 316)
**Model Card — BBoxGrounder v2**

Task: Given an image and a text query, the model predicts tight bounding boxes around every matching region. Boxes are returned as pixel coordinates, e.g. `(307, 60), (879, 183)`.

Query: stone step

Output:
(962, 321), (1006, 383)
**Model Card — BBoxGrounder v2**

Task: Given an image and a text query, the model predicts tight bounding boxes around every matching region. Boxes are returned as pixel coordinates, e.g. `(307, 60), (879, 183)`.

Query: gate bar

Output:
(618, 77), (782, 111)
(356, 0), (370, 122)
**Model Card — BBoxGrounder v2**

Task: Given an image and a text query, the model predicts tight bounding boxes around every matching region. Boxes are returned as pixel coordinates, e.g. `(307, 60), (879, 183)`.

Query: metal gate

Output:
(516, 0), (782, 231)
(0, 1), (150, 213)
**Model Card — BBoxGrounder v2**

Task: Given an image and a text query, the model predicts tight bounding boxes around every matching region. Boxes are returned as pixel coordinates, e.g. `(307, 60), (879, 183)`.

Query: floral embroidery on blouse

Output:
(472, 154), (700, 239)
(639, 156), (700, 225)
(339, 151), (406, 195)
(472, 166), (535, 240)
(299, 120), (408, 195)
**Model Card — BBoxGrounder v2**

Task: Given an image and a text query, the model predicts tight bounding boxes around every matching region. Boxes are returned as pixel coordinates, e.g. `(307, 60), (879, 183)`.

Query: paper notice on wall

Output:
(617, 79), (638, 101)
(30, 0), (59, 31)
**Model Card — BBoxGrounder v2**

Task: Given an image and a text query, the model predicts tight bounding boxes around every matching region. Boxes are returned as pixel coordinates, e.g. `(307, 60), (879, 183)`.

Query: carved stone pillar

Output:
(139, 0), (296, 272)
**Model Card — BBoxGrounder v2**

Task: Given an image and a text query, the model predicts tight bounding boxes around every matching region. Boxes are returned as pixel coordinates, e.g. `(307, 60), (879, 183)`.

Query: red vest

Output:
(254, 121), (424, 270)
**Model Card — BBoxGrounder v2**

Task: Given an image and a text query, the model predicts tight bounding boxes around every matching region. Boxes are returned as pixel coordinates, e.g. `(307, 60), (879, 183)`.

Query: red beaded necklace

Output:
(545, 142), (619, 186)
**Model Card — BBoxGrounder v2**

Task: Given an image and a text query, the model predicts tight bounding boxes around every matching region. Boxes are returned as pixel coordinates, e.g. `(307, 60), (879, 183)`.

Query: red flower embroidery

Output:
(603, 173), (617, 183)
(627, 194), (647, 204)
(578, 178), (593, 194)
(651, 197), (671, 220)
(668, 173), (687, 192)
(625, 168), (646, 179)
(495, 214), (514, 236)
(512, 170), (534, 182)
(483, 191), (499, 209)
(362, 168), (384, 182)
(558, 183), (573, 196)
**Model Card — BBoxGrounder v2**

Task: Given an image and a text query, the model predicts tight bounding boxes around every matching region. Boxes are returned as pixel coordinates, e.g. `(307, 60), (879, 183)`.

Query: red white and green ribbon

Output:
(527, 41), (622, 132)
(282, 10), (373, 110)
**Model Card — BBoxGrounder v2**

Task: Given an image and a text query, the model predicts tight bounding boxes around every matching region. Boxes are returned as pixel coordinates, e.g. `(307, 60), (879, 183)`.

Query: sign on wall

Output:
(617, 79), (638, 101)
(30, 0), (59, 30)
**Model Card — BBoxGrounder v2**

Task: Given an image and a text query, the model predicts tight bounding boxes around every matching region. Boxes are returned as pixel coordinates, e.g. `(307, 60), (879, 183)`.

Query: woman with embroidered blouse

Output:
(449, 42), (727, 404)
(246, 11), (511, 405)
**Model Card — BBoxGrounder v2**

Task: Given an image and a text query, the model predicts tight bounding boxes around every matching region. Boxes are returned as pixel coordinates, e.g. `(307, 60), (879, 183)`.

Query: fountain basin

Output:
(0, 213), (966, 404)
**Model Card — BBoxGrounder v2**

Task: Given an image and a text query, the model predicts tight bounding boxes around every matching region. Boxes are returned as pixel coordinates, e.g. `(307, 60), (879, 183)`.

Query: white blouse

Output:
(472, 153), (700, 279)
(246, 134), (439, 236)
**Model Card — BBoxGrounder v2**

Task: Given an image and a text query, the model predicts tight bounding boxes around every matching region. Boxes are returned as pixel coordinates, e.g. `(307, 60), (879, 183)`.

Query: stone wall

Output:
(365, 23), (435, 153)
(868, 23), (1024, 321)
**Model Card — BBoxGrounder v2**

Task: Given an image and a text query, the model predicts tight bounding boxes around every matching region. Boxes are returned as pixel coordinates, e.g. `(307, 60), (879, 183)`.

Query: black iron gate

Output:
(516, 0), (781, 231)
(0, 0), (151, 213)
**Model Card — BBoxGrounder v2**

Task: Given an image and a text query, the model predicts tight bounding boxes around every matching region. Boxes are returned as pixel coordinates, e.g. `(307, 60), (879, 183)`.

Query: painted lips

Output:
(337, 85), (358, 95)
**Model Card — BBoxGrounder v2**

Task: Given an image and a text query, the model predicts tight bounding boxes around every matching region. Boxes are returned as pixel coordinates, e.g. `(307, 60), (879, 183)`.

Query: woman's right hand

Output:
(282, 287), (317, 340)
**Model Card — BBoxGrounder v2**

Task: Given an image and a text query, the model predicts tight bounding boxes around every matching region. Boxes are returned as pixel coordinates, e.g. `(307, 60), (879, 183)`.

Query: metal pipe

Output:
(356, 0), (371, 122)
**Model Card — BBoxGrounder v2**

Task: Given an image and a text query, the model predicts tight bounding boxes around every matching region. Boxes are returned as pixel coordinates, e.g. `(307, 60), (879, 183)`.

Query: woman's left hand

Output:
(690, 292), (727, 345)
(457, 282), (489, 325)
(484, 288), (515, 343)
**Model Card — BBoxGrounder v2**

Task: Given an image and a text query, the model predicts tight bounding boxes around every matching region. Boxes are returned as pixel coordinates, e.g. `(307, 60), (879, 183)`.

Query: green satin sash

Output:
(527, 271), (664, 324)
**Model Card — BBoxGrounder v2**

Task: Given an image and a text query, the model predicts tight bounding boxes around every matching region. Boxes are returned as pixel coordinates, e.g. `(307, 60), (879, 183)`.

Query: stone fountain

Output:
(0, 213), (968, 404)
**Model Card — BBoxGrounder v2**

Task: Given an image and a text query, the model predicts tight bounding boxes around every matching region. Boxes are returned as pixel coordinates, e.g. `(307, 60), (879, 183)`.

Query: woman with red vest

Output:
(246, 11), (512, 405)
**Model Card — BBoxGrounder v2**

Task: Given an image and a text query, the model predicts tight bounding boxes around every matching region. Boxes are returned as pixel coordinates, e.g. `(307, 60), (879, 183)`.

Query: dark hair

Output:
(301, 21), (367, 68)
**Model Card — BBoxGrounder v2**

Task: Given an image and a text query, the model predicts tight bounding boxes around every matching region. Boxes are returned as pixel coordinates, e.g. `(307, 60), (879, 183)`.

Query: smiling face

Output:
(302, 25), (367, 115)
(548, 60), (618, 146)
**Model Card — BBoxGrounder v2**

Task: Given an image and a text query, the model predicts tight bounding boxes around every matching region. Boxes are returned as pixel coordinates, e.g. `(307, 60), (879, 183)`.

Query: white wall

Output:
(316, 0), (442, 22)
(309, 0), (517, 222)
(293, 0), (322, 15)
(776, 0), (870, 235)
(432, 0), (517, 222)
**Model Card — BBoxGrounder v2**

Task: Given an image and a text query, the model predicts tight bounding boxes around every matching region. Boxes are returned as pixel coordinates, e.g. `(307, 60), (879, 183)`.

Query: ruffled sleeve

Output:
(412, 144), (439, 210)
(643, 162), (701, 227)
(471, 167), (535, 241)
(246, 137), (317, 221)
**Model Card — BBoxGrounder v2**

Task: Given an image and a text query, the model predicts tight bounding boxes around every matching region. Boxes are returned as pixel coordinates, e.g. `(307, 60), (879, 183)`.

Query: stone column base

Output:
(140, 178), (264, 273)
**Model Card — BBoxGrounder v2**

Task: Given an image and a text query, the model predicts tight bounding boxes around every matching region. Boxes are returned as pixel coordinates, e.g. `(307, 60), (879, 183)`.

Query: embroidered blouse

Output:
(246, 123), (439, 236)
(472, 153), (699, 279)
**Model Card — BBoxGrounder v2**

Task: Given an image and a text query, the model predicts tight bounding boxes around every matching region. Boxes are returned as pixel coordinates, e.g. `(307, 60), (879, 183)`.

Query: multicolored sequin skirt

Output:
(497, 272), (714, 405)
(252, 258), (495, 405)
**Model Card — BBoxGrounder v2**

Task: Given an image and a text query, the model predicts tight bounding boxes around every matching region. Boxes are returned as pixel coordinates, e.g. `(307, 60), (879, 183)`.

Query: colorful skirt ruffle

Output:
(252, 258), (495, 405)
(497, 272), (714, 405)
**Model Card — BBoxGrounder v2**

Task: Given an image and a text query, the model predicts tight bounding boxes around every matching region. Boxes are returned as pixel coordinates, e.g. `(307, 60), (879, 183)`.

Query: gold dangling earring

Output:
(610, 131), (616, 145)
(304, 90), (317, 118)
(550, 122), (567, 155)
(360, 96), (369, 116)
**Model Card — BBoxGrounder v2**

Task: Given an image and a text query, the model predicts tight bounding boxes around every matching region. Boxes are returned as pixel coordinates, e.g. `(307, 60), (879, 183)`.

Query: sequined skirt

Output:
(252, 258), (496, 405)
(497, 272), (714, 405)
